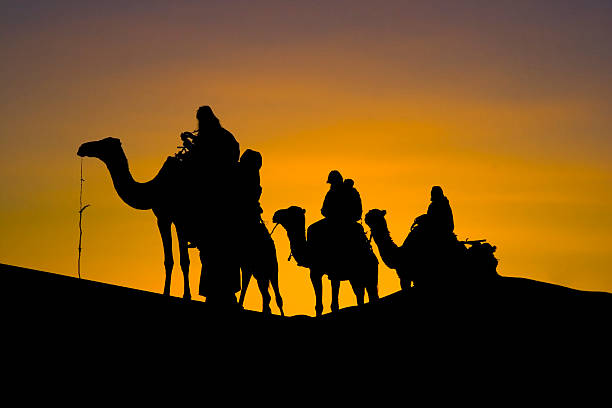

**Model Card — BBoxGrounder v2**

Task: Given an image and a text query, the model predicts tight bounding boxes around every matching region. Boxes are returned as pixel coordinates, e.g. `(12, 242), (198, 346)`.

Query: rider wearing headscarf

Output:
(427, 186), (454, 235)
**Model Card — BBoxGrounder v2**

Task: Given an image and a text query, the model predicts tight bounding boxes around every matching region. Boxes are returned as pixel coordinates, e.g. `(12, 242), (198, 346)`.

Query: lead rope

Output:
(270, 222), (279, 236)
(77, 158), (91, 279)
(267, 221), (292, 261)
(269, 221), (293, 261)
(362, 218), (374, 250)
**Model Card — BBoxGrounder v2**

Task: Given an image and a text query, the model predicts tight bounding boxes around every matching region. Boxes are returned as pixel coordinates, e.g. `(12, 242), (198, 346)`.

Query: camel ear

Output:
(382, 210), (387, 216)
(302, 208), (306, 214)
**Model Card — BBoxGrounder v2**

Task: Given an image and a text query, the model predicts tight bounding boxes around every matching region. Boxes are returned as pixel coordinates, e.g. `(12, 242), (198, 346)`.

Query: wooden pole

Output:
(78, 158), (90, 279)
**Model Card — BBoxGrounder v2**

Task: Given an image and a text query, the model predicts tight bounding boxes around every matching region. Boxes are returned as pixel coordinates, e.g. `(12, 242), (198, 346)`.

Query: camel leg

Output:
(366, 284), (379, 302)
(176, 227), (191, 300)
(330, 279), (341, 313)
(270, 265), (284, 317)
(157, 218), (173, 296)
(310, 270), (324, 317)
(256, 277), (272, 314)
(238, 267), (252, 308)
(349, 279), (365, 306)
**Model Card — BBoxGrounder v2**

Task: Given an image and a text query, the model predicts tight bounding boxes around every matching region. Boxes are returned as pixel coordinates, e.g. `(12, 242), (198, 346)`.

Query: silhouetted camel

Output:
(364, 209), (498, 289)
(273, 206), (378, 316)
(77, 137), (283, 313)
(364, 209), (413, 290)
(238, 221), (284, 315)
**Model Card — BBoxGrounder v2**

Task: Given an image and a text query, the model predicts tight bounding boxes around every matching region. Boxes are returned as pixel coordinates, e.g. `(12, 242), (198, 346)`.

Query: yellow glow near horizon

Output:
(4, 108), (610, 316)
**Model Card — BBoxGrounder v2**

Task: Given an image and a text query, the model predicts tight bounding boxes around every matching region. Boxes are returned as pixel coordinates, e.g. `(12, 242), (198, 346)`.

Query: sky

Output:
(1, 0), (611, 316)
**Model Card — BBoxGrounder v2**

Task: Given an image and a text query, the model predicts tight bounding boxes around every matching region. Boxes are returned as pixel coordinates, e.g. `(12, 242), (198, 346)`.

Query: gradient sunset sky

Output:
(1, 0), (611, 316)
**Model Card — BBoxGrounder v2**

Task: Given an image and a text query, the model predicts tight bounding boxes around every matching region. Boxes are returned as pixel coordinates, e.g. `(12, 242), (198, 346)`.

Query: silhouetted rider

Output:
(342, 178), (362, 223)
(238, 149), (264, 219)
(181, 105), (239, 169)
(427, 186), (454, 235)
(178, 106), (242, 305)
(321, 170), (362, 223)
(179, 106), (240, 242)
(319, 170), (376, 290)
(321, 170), (344, 220)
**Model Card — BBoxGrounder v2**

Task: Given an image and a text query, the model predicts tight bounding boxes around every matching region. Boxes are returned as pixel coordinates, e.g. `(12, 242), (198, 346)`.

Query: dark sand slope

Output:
(2, 262), (611, 371)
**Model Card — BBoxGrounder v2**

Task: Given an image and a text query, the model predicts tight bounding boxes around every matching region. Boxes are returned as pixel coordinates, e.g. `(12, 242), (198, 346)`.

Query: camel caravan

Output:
(77, 106), (498, 317)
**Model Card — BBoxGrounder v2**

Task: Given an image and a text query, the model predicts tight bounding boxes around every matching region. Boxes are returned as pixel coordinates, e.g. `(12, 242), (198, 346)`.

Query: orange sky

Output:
(1, 1), (611, 315)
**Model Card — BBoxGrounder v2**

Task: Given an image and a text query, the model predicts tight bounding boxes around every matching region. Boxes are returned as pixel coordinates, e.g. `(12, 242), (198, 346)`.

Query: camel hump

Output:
(153, 156), (184, 184)
(163, 155), (178, 166)
(161, 155), (178, 171)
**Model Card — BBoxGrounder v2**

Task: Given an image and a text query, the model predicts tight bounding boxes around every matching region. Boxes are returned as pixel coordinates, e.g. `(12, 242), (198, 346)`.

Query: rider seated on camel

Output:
(318, 170), (374, 271)
(181, 105), (240, 167)
(179, 106), (241, 259)
(321, 170), (362, 223)
(426, 185), (454, 235)
(238, 149), (264, 219)
(342, 178), (362, 223)
(410, 186), (455, 236)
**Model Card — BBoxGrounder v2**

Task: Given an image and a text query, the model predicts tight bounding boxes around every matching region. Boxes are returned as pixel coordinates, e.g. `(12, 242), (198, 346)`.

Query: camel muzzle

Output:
(77, 143), (92, 157)
(77, 145), (86, 157)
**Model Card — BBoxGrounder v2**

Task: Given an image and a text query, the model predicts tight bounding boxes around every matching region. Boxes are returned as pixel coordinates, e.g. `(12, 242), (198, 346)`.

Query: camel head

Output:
(364, 209), (388, 232)
(273, 206), (306, 231)
(77, 137), (123, 162)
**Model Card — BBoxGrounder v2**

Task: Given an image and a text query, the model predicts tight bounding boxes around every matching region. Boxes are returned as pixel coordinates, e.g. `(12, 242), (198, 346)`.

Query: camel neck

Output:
(371, 222), (401, 270)
(102, 148), (156, 211)
(286, 225), (308, 267)
(371, 222), (391, 240)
